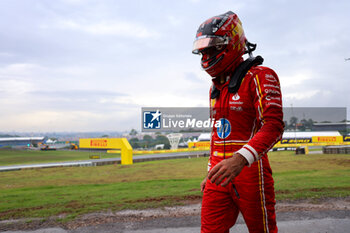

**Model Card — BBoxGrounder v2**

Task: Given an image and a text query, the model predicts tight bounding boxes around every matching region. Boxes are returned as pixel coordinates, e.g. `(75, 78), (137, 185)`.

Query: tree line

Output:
(128, 129), (171, 149)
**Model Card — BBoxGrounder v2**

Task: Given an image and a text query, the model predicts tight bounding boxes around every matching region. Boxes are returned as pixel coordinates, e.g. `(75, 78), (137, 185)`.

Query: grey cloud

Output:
(23, 89), (137, 112)
(1, 0), (350, 131)
(184, 72), (206, 83)
(28, 90), (127, 99)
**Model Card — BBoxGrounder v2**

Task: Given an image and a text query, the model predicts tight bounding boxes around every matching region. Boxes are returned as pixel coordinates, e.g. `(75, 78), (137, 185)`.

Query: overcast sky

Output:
(0, 0), (349, 132)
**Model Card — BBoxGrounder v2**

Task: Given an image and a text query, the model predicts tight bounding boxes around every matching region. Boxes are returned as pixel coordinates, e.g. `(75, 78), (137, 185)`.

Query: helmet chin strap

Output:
(228, 55), (264, 93)
(245, 41), (257, 58)
(210, 55), (264, 99)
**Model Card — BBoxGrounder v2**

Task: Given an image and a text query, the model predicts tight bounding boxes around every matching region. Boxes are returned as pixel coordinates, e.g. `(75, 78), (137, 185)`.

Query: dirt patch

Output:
(276, 187), (350, 194)
(276, 196), (350, 212)
(1, 197), (349, 231)
(65, 200), (87, 209)
(0, 205), (45, 219)
(124, 194), (202, 205)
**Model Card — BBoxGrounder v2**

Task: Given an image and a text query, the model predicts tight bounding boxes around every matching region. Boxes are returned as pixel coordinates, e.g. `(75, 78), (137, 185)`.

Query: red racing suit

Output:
(201, 66), (284, 233)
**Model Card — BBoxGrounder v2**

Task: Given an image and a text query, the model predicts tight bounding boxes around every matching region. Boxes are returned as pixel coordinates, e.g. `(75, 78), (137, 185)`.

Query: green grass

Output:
(0, 151), (349, 221)
(268, 151), (350, 200)
(0, 157), (207, 220)
(0, 179), (202, 221)
(0, 149), (120, 166)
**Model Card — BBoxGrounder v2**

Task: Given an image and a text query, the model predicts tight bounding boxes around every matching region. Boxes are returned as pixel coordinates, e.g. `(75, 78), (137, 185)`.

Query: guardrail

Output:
(323, 146), (350, 154)
(0, 151), (210, 172)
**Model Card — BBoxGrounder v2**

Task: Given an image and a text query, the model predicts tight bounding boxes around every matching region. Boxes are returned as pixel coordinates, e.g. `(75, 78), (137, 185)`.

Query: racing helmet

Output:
(192, 11), (247, 78)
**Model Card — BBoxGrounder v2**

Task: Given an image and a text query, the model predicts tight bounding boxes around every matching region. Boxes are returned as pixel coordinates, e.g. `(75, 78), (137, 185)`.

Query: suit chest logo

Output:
(232, 93), (240, 101)
(229, 93), (244, 106)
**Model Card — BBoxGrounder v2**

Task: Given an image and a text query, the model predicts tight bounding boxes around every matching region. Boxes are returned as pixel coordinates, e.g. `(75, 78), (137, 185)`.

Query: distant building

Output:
(198, 133), (210, 141)
(312, 122), (350, 131)
(282, 131), (342, 138)
(0, 137), (46, 148)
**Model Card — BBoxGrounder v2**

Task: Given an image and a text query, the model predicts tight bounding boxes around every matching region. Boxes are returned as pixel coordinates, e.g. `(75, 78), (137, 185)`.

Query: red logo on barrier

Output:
(317, 137), (336, 142)
(90, 139), (108, 147)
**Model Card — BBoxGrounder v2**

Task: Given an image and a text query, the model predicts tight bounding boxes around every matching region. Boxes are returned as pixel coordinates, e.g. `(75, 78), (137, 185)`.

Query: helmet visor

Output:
(192, 36), (228, 54)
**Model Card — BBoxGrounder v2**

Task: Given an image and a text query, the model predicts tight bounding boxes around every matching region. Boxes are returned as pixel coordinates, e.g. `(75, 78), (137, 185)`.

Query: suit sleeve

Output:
(237, 68), (284, 166)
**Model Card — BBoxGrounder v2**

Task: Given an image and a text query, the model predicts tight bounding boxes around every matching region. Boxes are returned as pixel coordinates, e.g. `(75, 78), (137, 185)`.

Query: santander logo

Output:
(232, 93), (240, 101)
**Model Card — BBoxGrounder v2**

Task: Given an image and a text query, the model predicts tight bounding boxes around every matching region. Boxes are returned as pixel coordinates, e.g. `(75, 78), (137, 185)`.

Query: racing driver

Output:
(192, 11), (284, 233)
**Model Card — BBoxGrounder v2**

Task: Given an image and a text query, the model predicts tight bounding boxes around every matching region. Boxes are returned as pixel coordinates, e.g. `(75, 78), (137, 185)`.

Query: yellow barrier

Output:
(79, 137), (350, 163)
(107, 150), (121, 154)
(274, 142), (350, 148)
(304, 146), (309, 154)
(79, 138), (133, 165)
(189, 140), (350, 151)
(188, 141), (210, 150)
(133, 147), (206, 155)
